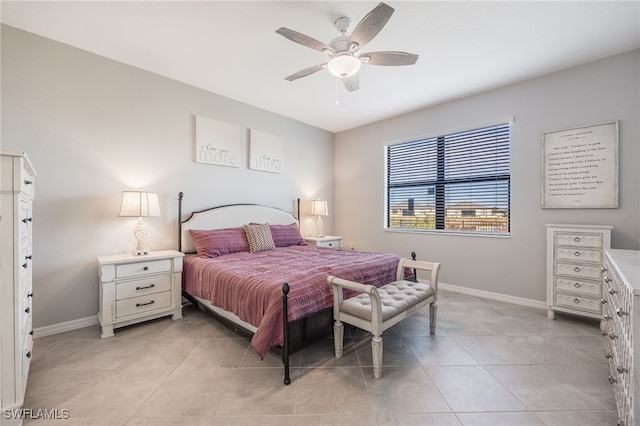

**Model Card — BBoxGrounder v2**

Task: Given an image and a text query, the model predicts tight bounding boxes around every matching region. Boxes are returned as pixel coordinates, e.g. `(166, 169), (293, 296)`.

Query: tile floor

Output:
(21, 290), (617, 425)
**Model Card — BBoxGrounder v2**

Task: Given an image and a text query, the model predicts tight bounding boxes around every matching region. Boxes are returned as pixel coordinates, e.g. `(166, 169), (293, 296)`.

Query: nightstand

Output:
(97, 250), (184, 338)
(305, 236), (343, 248)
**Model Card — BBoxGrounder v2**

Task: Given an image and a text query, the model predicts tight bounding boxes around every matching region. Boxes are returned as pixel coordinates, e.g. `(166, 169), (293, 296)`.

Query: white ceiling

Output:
(2, 1), (639, 133)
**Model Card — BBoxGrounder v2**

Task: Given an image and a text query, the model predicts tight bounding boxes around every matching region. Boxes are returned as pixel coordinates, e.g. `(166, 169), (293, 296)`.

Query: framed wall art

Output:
(194, 115), (243, 168)
(249, 129), (283, 174)
(542, 121), (618, 208)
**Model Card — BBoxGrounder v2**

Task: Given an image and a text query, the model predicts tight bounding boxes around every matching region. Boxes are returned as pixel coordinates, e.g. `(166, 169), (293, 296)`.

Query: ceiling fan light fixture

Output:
(327, 55), (361, 78)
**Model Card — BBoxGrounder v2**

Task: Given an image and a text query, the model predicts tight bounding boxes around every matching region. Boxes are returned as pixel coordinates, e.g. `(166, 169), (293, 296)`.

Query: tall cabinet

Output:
(1, 152), (36, 416)
(546, 224), (612, 326)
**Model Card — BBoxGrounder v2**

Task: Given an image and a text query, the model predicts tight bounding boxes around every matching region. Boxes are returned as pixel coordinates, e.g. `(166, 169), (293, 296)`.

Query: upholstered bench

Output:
(327, 258), (440, 379)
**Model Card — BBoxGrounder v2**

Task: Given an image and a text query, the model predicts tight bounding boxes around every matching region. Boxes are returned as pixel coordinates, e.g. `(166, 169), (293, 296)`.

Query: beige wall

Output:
(1, 25), (335, 329)
(335, 49), (640, 302)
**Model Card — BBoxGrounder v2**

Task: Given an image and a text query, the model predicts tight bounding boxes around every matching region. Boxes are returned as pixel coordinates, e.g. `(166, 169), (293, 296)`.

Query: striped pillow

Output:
(189, 228), (250, 257)
(250, 223), (306, 247)
(243, 223), (276, 253)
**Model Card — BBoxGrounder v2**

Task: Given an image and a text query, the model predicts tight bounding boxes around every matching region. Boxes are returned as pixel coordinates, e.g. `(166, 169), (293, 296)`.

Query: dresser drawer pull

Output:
(574, 267), (581, 273)
(601, 267), (607, 273)
(574, 251), (581, 257)
(574, 236), (581, 242)
(609, 288), (618, 295)
(573, 298), (580, 304)
(616, 308), (629, 317)
(28, 292), (33, 298)
(143, 266), (149, 271)
(617, 365), (629, 374)
(21, 217), (32, 224)
(25, 307), (30, 314)
(609, 333), (618, 340)
(601, 298), (608, 305)
(608, 375), (617, 384)
(136, 300), (155, 308)
(26, 351), (31, 359)
(604, 277), (612, 284)
(24, 179), (33, 185)
(604, 314), (612, 321)
(29, 330), (33, 336)
(22, 263), (28, 269)
(574, 282), (581, 288)
(605, 353), (613, 359)
(136, 284), (155, 291)
(25, 255), (32, 260)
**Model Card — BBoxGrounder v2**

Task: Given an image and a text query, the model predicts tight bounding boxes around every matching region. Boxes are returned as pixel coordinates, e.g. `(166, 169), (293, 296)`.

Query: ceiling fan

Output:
(276, 2), (418, 92)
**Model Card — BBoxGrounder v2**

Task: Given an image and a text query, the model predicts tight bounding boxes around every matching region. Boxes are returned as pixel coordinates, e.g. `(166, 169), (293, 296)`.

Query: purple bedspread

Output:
(183, 245), (400, 357)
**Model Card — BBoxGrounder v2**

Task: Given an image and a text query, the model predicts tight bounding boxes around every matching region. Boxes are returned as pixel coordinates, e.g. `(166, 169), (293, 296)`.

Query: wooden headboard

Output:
(178, 192), (299, 253)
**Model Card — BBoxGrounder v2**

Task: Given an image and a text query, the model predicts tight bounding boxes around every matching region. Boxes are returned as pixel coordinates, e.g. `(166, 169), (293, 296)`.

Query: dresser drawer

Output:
(116, 291), (171, 318)
(116, 275), (171, 300)
(554, 277), (601, 297)
(554, 292), (601, 314)
(116, 259), (172, 278)
(18, 198), (33, 236)
(555, 232), (603, 248)
(554, 247), (602, 264)
(18, 161), (35, 197)
(554, 262), (602, 280)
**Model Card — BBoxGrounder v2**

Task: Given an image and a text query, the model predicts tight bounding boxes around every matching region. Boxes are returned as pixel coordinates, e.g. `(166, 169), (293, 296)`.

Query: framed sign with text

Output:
(542, 121), (618, 208)
(194, 115), (243, 168)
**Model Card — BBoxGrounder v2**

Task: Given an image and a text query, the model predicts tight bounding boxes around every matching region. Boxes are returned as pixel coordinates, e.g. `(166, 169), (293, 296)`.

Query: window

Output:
(386, 123), (510, 235)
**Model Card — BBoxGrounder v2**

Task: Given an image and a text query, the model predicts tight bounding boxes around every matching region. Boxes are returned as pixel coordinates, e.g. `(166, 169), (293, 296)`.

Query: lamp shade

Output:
(311, 200), (328, 217)
(118, 191), (161, 217)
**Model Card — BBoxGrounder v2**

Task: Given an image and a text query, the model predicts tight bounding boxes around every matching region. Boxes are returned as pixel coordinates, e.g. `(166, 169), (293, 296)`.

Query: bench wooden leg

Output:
(334, 320), (344, 359)
(372, 335), (383, 379)
(429, 303), (438, 334)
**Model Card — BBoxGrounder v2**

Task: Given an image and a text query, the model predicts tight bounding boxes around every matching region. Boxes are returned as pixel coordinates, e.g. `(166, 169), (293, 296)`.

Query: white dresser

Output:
(97, 250), (184, 338)
(1, 152), (36, 415)
(602, 249), (640, 426)
(546, 224), (612, 324)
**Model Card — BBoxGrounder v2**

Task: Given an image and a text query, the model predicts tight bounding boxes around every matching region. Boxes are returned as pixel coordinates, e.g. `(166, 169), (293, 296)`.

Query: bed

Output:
(177, 193), (403, 384)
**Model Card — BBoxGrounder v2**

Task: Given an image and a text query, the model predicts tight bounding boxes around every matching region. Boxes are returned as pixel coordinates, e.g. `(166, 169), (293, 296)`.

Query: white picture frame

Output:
(249, 129), (283, 174)
(194, 115), (243, 168)
(542, 121), (618, 208)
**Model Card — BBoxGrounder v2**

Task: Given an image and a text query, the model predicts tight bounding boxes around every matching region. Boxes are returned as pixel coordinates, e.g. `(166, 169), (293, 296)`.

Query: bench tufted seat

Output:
(341, 280), (435, 322)
(328, 258), (440, 379)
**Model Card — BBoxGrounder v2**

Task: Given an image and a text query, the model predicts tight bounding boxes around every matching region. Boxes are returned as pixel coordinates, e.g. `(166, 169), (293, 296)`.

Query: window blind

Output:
(386, 123), (510, 235)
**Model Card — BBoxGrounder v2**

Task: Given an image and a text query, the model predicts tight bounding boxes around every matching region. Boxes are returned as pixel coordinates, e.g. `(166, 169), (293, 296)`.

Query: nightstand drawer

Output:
(116, 275), (171, 300)
(116, 291), (171, 318)
(116, 259), (172, 278)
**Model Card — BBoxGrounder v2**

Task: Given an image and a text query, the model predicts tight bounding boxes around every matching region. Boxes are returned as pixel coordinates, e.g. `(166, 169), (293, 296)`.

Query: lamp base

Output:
(133, 218), (149, 256)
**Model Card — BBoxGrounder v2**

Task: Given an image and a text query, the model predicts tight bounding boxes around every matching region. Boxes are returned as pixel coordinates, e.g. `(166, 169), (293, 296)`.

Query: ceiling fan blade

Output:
(348, 2), (394, 51)
(343, 74), (359, 92)
(360, 51), (419, 66)
(285, 63), (326, 81)
(276, 27), (335, 55)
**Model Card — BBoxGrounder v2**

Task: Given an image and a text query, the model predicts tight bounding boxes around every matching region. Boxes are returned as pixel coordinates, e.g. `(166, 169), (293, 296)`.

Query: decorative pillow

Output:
(269, 223), (306, 247)
(189, 228), (250, 257)
(243, 223), (276, 253)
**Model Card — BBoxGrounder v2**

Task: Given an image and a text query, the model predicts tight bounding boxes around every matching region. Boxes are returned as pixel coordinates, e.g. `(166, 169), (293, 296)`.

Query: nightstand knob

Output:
(26, 351), (31, 359)
(574, 237), (581, 242)
(617, 308), (629, 317)
(574, 251), (581, 257)
(25, 307), (30, 314)
(574, 267), (581, 273)
(143, 266), (149, 271)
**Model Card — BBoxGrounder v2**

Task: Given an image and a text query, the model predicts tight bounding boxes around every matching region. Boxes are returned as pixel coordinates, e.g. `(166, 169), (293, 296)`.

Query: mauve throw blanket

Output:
(183, 245), (400, 357)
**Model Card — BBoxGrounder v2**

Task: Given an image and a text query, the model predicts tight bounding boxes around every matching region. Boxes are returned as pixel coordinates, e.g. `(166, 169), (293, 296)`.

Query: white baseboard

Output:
(32, 286), (545, 339)
(439, 282), (546, 310)
(33, 315), (99, 339)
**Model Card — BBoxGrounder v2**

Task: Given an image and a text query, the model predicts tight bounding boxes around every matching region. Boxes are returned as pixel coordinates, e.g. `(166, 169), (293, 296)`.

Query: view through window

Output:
(386, 123), (511, 235)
